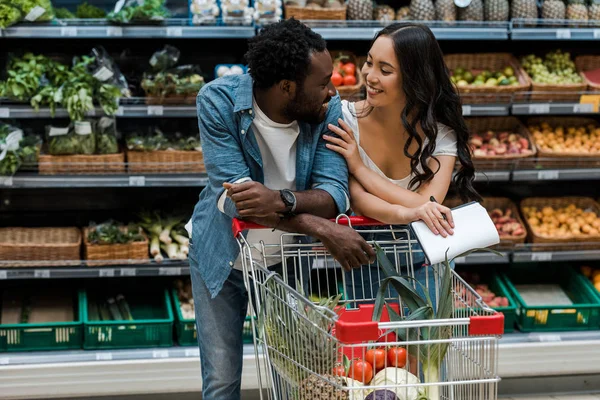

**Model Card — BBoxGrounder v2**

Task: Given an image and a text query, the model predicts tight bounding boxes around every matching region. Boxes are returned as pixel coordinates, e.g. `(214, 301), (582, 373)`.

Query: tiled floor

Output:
(503, 395), (600, 400)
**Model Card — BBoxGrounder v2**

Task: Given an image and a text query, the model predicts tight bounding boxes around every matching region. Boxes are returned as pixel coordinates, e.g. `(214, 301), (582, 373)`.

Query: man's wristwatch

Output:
(279, 189), (297, 215)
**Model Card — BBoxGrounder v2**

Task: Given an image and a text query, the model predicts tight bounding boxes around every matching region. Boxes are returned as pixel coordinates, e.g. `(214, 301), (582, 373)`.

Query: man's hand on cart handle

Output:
(318, 223), (376, 271)
(224, 181), (286, 218)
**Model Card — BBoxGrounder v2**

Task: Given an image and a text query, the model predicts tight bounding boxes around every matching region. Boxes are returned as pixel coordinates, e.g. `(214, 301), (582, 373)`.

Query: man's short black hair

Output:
(245, 18), (327, 89)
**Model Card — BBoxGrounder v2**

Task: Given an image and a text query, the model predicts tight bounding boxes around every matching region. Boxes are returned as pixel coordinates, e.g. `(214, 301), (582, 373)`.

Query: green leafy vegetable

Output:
(54, 7), (75, 18)
(11, 0), (55, 21)
(87, 220), (145, 245)
(76, 2), (106, 18)
(0, 3), (22, 29)
(107, 0), (170, 24)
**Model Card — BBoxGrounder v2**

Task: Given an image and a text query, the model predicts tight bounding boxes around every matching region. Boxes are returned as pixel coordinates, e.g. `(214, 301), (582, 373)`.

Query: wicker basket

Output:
(284, 4), (346, 20)
(39, 153), (126, 175)
(83, 227), (149, 266)
(127, 150), (205, 174)
(520, 197), (600, 249)
(0, 227), (82, 267)
(444, 53), (531, 103)
(527, 117), (600, 160)
(330, 50), (365, 99)
(466, 117), (537, 165)
(575, 55), (600, 92)
(444, 197), (526, 246)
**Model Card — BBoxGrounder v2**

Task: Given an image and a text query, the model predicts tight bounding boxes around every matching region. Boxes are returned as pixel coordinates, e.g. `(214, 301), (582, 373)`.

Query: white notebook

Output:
(410, 201), (500, 265)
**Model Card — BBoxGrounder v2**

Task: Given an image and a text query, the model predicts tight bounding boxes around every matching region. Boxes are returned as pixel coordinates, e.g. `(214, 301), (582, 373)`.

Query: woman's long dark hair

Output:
(362, 23), (480, 202)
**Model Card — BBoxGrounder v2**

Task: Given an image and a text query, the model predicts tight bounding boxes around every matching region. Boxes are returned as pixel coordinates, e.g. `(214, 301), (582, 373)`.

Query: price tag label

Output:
(96, 353), (113, 361)
(532, 252), (552, 262)
(0, 108), (9, 118)
(152, 350), (169, 359)
(129, 176), (146, 187)
(538, 334), (562, 342)
(0, 176), (13, 187)
(166, 27), (183, 37)
(537, 170), (559, 180)
(185, 348), (200, 357)
(556, 29), (571, 39)
(34, 269), (50, 278)
(462, 105), (472, 116)
(594, 29), (600, 39)
(107, 27), (123, 37)
(0, 357), (9, 365)
(529, 104), (550, 114)
(159, 267), (182, 276)
(99, 269), (115, 277)
(115, 106), (124, 116)
(0, 271), (7, 280)
(60, 27), (78, 37)
(147, 106), (164, 116)
(454, 257), (467, 264)
(120, 268), (136, 277)
(573, 103), (594, 113)
(579, 95), (600, 113)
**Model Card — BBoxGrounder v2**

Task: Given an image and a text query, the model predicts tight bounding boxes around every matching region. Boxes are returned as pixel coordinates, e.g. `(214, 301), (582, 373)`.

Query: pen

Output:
(430, 196), (448, 221)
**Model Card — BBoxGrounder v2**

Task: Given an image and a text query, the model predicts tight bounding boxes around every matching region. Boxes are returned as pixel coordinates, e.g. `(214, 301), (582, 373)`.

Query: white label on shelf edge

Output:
(0, 271), (7, 280)
(0, 176), (13, 187)
(107, 27), (123, 37)
(120, 268), (136, 277)
(574, 103), (594, 113)
(159, 267), (182, 276)
(24, 6), (46, 21)
(34, 269), (50, 278)
(0, 108), (9, 118)
(152, 350), (170, 359)
(537, 170), (559, 180)
(538, 334), (562, 342)
(129, 176), (146, 187)
(454, 257), (467, 264)
(147, 106), (164, 116)
(96, 353), (113, 361)
(462, 105), (472, 116)
(0, 357), (9, 365)
(99, 269), (115, 277)
(531, 252), (552, 262)
(529, 104), (550, 114)
(594, 29), (600, 39)
(185, 348), (200, 357)
(115, 106), (125, 116)
(556, 29), (571, 39)
(166, 27), (183, 37)
(60, 27), (78, 37)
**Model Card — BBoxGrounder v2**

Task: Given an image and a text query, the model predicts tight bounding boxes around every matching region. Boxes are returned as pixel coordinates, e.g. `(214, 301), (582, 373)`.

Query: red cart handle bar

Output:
(232, 215), (386, 237)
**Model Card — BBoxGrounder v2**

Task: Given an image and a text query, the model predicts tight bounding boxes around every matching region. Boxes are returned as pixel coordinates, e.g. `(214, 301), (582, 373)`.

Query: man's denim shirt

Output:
(189, 74), (350, 298)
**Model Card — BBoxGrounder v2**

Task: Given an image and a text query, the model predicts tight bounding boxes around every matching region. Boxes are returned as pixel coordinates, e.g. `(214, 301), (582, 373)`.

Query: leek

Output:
(154, 253), (164, 263)
(159, 216), (184, 244)
(150, 235), (160, 256)
(171, 230), (189, 247)
(161, 243), (179, 259)
(179, 244), (189, 255)
(116, 294), (134, 321)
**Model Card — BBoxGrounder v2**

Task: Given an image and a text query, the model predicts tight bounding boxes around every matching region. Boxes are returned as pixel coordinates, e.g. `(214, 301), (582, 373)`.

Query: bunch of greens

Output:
(18, 135), (42, 167)
(0, 3), (22, 28)
(54, 7), (75, 18)
(148, 45), (180, 72)
(45, 125), (78, 155)
(76, 2), (106, 18)
(87, 220), (145, 245)
(0, 123), (40, 175)
(107, 0), (170, 24)
(126, 128), (200, 152)
(138, 211), (188, 262)
(141, 65), (205, 98)
(1, 53), (52, 101)
(11, 0), (55, 21)
(96, 117), (119, 154)
(74, 121), (96, 155)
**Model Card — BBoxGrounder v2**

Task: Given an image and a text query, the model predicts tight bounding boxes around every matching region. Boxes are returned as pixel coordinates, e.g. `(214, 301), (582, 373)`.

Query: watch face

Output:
(282, 190), (295, 206)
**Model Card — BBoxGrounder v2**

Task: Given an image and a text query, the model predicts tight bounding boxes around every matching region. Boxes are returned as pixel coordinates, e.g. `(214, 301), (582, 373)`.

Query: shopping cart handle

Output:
(232, 215), (383, 237)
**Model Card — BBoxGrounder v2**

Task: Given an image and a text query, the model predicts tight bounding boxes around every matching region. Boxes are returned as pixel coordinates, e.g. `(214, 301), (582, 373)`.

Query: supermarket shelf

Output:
(511, 19), (600, 40)
(462, 104), (510, 116)
(513, 168), (600, 181)
(512, 246), (600, 263)
(475, 170), (511, 182)
(2, 332), (600, 399)
(0, 104), (197, 119)
(512, 102), (598, 115)
(453, 251), (510, 265)
(2, 173), (208, 188)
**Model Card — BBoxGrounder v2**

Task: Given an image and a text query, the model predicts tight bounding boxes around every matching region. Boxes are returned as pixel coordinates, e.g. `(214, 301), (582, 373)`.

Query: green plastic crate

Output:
(575, 271), (600, 329)
(502, 267), (600, 332)
(0, 291), (84, 353)
(479, 274), (518, 333)
(171, 289), (197, 346)
(83, 289), (174, 350)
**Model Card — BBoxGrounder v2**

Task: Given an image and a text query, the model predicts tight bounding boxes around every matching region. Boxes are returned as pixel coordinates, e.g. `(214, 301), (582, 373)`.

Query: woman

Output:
(324, 23), (481, 306)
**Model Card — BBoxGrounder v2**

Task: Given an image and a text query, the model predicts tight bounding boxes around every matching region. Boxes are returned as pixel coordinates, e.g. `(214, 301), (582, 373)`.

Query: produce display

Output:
(521, 50), (584, 85)
(0, 3), (22, 28)
(529, 122), (600, 155)
(11, 0), (55, 22)
(107, 0), (170, 24)
(451, 66), (519, 87)
(55, 2), (107, 19)
(139, 212), (189, 262)
(490, 208), (526, 237)
(174, 279), (194, 319)
(1, 289), (74, 324)
(87, 220), (145, 245)
(523, 202), (600, 238)
(126, 128), (201, 152)
(580, 266), (600, 293)
(457, 272), (511, 308)
(0, 123), (40, 175)
(469, 129), (533, 157)
(45, 117), (119, 156)
(331, 54), (358, 88)
(87, 294), (134, 321)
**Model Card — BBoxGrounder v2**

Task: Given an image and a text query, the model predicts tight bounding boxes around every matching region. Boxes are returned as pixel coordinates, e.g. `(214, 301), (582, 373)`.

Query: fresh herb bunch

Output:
(126, 129), (200, 152)
(0, 124), (40, 175)
(88, 221), (145, 245)
(2, 53), (51, 101)
(96, 117), (119, 155)
(141, 68), (205, 98)
(0, 3), (22, 28)
(76, 2), (106, 18)
(74, 121), (96, 154)
(107, 0), (170, 24)
(47, 131), (79, 155)
(11, 0), (55, 21)
(54, 7), (75, 18)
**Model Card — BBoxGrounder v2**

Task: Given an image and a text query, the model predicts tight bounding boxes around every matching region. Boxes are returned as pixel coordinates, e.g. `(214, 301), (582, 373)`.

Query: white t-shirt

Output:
(341, 100), (457, 188)
(186, 97), (301, 270)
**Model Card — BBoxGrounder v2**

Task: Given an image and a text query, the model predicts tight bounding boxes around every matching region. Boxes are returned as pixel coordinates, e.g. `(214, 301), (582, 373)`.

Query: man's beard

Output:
(284, 92), (328, 125)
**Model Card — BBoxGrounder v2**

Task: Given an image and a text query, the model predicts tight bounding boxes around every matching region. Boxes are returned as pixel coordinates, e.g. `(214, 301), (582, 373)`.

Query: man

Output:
(187, 19), (375, 400)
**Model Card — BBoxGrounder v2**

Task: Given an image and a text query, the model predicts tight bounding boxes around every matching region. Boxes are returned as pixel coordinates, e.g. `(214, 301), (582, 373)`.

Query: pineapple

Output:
(484, 0), (510, 20)
(299, 375), (349, 400)
(567, 0), (589, 22)
(590, 0), (600, 19)
(347, 0), (373, 20)
(458, 0), (484, 20)
(374, 4), (395, 21)
(410, 0), (437, 20)
(511, 0), (538, 19)
(436, 0), (457, 21)
(396, 5), (411, 19)
(542, 0), (566, 19)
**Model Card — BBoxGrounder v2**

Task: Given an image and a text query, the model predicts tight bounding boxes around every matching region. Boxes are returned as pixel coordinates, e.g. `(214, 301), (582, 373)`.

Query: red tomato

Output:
(332, 365), (346, 377)
(365, 349), (386, 370)
(331, 72), (344, 87)
(387, 347), (407, 368)
(342, 63), (356, 76)
(348, 360), (373, 384)
(343, 74), (357, 86)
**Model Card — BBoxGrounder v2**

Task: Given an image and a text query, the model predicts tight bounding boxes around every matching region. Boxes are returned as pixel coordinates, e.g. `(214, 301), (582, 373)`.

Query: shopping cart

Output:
(233, 216), (504, 400)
